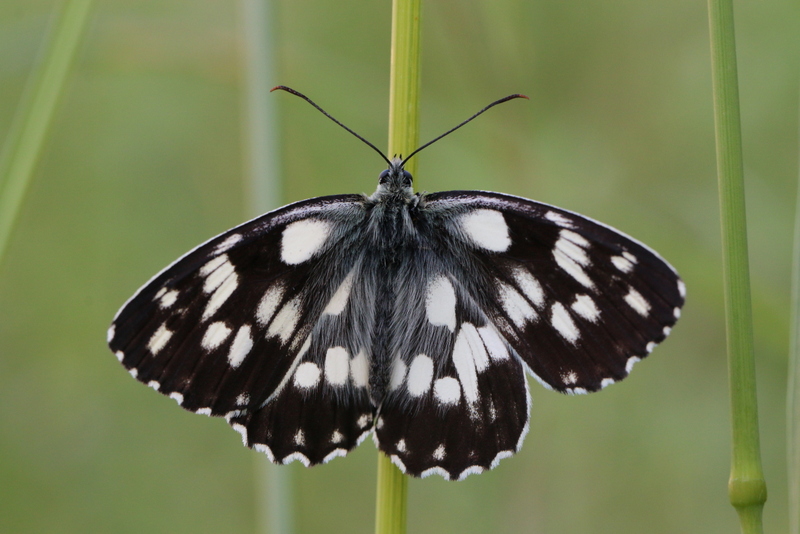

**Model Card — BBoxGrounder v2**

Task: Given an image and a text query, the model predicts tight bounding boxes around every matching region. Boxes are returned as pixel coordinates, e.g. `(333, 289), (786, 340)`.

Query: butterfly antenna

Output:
(271, 86), (392, 167)
(400, 94), (529, 167)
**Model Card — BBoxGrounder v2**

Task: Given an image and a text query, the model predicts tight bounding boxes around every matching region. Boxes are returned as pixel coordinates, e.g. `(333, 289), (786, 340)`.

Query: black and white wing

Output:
(372, 190), (684, 479)
(423, 191), (684, 394)
(108, 194), (379, 466)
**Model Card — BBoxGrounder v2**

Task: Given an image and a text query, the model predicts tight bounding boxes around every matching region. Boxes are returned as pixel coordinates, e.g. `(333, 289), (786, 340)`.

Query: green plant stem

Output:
(706, 0), (767, 531)
(374, 1), (420, 534)
(0, 0), (92, 266)
(239, 1), (290, 533)
(788, 99), (800, 534)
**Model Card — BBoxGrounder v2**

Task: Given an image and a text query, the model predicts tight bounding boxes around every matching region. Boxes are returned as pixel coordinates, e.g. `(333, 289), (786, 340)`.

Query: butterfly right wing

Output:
(108, 194), (378, 465)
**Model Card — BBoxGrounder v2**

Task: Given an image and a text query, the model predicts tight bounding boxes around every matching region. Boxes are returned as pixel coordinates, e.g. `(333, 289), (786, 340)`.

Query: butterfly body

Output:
(109, 101), (684, 480)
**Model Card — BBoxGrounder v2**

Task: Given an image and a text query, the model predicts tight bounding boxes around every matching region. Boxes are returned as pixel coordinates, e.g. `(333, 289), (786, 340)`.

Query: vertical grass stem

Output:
(788, 99), (800, 534)
(374, 1), (421, 533)
(0, 0), (93, 266)
(706, 0), (767, 531)
(239, 1), (290, 533)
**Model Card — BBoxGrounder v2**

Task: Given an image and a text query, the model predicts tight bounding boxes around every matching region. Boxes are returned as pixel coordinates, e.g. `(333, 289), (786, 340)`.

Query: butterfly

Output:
(108, 86), (685, 480)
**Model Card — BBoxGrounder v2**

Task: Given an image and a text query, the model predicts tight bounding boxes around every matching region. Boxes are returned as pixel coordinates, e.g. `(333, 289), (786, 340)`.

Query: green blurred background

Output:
(0, 0), (797, 532)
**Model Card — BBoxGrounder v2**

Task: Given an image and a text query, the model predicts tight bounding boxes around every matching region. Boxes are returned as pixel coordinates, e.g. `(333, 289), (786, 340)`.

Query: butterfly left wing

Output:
(108, 194), (378, 465)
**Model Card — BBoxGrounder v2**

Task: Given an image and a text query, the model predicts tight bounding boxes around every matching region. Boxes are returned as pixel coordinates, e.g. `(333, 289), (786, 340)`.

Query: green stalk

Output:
(374, 1), (421, 533)
(0, 0), (93, 266)
(239, 1), (290, 533)
(788, 100), (800, 534)
(706, 0), (767, 532)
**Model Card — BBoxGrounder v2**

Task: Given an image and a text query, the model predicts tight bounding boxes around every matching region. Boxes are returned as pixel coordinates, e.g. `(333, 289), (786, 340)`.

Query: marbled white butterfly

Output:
(108, 87), (685, 480)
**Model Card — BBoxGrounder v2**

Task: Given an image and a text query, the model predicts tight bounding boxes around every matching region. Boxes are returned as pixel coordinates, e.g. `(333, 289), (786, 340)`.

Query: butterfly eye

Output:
(379, 169), (391, 184)
(401, 170), (413, 187)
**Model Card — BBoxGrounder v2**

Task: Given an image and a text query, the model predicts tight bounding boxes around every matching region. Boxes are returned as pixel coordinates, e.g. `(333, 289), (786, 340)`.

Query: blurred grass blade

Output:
(706, 0), (767, 532)
(0, 0), (93, 266)
(239, 0), (290, 533)
(375, 0), (421, 533)
(789, 99), (800, 534)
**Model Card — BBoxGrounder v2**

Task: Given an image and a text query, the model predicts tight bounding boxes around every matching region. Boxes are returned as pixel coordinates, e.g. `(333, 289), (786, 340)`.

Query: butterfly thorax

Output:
(369, 157), (414, 203)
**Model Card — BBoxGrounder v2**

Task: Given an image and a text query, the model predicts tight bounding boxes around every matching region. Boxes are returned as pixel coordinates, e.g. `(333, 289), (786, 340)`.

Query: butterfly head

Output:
(372, 157), (414, 200)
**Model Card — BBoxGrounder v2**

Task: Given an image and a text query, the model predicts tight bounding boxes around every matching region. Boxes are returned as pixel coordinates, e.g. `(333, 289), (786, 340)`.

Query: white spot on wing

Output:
(257, 283), (285, 325)
(433, 377), (461, 405)
(203, 272), (239, 320)
(147, 380), (160, 390)
(267, 296), (302, 344)
(432, 444), (446, 461)
(107, 325), (115, 343)
(396, 439), (407, 453)
(214, 233), (243, 254)
(199, 254), (228, 277)
(294, 362), (321, 389)
(350, 350), (369, 387)
(477, 325), (509, 360)
(623, 251), (638, 264)
(550, 302), (580, 343)
(425, 275), (457, 332)
(611, 255), (635, 273)
(512, 267), (545, 307)
(158, 289), (179, 309)
(646, 341), (656, 353)
(601, 378), (615, 388)
(323, 269), (356, 315)
(389, 359), (407, 390)
(624, 287), (651, 316)
(497, 281), (537, 327)
(452, 328), (480, 403)
(460, 323), (490, 372)
(236, 393), (249, 406)
(294, 430), (305, 446)
(169, 392), (184, 405)
(228, 325), (253, 368)
(147, 323), (173, 354)
(202, 256), (235, 294)
(202, 321), (232, 350)
(553, 231), (594, 288)
(625, 356), (641, 374)
(406, 354), (434, 397)
(459, 209), (511, 252)
(324, 346), (350, 386)
(115, 350), (124, 362)
(562, 370), (578, 385)
(571, 294), (600, 322)
(280, 219), (331, 265)
(357, 414), (372, 428)
(331, 430), (344, 444)
(678, 279), (686, 298)
(555, 230), (590, 266)
(545, 211), (573, 227)
(674, 307), (681, 319)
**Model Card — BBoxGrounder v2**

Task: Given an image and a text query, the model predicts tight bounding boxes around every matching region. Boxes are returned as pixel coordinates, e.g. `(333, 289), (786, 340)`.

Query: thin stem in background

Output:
(374, 0), (421, 533)
(239, 1), (290, 533)
(788, 93), (800, 534)
(706, 0), (767, 532)
(0, 0), (93, 267)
